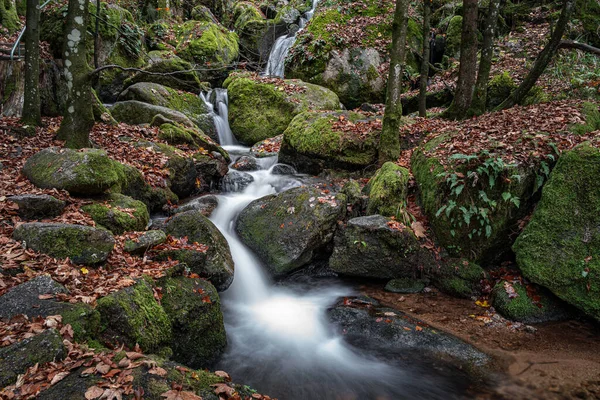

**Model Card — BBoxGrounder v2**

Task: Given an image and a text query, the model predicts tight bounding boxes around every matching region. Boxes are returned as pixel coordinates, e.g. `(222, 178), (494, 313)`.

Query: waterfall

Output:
(200, 88), (237, 146)
(263, 0), (319, 78)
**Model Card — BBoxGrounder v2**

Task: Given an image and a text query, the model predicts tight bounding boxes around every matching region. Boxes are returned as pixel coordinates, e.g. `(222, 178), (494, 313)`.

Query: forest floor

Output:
(362, 284), (600, 400)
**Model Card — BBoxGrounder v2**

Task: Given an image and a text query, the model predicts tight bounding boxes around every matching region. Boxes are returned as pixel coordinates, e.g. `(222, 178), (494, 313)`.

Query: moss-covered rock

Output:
(513, 143), (600, 321)
(160, 276), (226, 368)
(571, 102), (600, 135)
(330, 215), (432, 279)
(0, 329), (65, 388)
(159, 123), (227, 158)
(236, 186), (346, 277)
(97, 278), (172, 352)
(23, 147), (127, 196)
(116, 163), (180, 212)
(163, 210), (234, 291)
(82, 193), (150, 234)
(445, 15), (462, 58)
(432, 259), (487, 299)
(491, 280), (572, 323)
(279, 111), (380, 174)
(124, 230), (167, 254)
(111, 100), (196, 127)
(13, 223), (115, 265)
(232, 2), (273, 63)
(365, 162), (410, 219)
(487, 72), (516, 109)
(385, 278), (427, 294)
(8, 194), (66, 220)
(223, 73), (340, 144)
(192, 152), (230, 194)
(411, 135), (549, 263)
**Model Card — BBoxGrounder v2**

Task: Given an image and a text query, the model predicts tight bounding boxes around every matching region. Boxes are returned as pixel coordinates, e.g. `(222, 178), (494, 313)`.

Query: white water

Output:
(263, 0), (319, 78)
(200, 89), (237, 146)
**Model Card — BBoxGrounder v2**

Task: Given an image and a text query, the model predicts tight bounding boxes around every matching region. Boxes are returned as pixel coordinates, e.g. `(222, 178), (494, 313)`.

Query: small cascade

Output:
(200, 88), (238, 146)
(263, 0), (319, 78)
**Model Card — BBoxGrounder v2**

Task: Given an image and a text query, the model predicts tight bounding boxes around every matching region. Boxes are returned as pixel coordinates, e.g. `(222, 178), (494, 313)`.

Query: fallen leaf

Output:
(85, 386), (105, 399)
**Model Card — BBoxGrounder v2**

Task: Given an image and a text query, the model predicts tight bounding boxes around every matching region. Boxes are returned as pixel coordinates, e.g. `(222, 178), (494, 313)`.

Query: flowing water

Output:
(202, 91), (473, 399)
(200, 89), (238, 146)
(263, 0), (319, 78)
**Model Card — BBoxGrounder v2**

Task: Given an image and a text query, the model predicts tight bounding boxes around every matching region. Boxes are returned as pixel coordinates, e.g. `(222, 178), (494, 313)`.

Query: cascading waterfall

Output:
(263, 0), (319, 78)
(200, 88), (238, 146)
(204, 96), (470, 399)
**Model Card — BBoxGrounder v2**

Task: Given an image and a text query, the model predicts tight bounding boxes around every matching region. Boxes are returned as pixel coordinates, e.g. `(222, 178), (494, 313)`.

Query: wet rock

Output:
(232, 155), (259, 171)
(193, 152), (229, 194)
(13, 223), (115, 265)
(7, 194), (66, 220)
(251, 134), (283, 158)
(365, 162), (410, 219)
(432, 259), (488, 299)
(97, 278), (172, 353)
(221, 170), (254, 192)
(117, 163), (179, 213)
(330, 215), (433, 279)
(160, 276), (226, 368)
(81, 193), (149, 234)
(174, 195), (219, 217)
(111, 100), (196, 127)
(23, 147), (126, 196)
(124, 230), (167, 255)
(385, 278), (427, 294)
(0, 329), (66, 388)
(271, 163), (297, 175)
(163, 210), (234, 291)
(236, 186), (346, 277)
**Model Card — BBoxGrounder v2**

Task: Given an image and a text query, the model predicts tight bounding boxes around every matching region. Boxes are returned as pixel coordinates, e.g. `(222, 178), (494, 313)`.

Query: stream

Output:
(197, 93), (475, 399)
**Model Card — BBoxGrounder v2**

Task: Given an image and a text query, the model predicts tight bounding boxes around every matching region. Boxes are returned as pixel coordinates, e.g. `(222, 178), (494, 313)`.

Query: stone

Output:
(365, 162), (410, 220)
(110, 100), (196, 127)
(232, 155), (259, 171)
(250, 134), (283, 158)
(124, 230), (167, 255)
(174, 195), (219, 216)
(385, 278), (427, 294)
(193, 152), (229, 194)
(236, 187), (346, 277)
(81, 193), (149, 234)
(13, 223), (115, 265)
(432, 259), (488, 299)
(221, 170), (254, 192)
(7, 194), (66, 220)
(271, 163), (297, 175)
(329, 215), (432, 279)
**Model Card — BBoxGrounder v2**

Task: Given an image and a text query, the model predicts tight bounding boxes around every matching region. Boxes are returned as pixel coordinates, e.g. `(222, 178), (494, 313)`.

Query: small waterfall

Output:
(200, 88), (238, 146)
(263, 0), (319, 78)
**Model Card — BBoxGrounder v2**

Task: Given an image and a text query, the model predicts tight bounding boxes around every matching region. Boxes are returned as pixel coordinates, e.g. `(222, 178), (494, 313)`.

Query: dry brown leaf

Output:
(50, 371), (69, 385)
(85, 385), (105, 399)
(161, 389), (203, 400)
(148, 366), (167, 377)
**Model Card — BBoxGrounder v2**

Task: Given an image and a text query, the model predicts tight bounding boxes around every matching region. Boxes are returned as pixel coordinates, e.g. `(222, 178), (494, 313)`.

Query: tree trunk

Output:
(418, 0), (431, 117)
(57, 0), (94, 148)
(497, 0), (574, 110)
(378, 0), (409, 165)
(442, 0), (478, 120)
(558, 40), (600, 55)
(468, 0), (500, 116)
(21, 0), (41, 130)
(0, 0), (20, 33)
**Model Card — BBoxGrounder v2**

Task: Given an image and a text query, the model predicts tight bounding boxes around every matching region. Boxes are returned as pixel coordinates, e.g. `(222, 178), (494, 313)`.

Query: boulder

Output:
(236, 187), (346, 277)
(279, 111), (380, 175)
(7, 194), (66, 220)
(193, 152), (230, 194)
(117, 163), (179, 212)
(0, 329), (66, 388)
(271, 163), (297, 175)
(124, 230), (167, 255)
(82, 193), (149, 234)
(158, 123), (226, 158)
(445, 16), (462, 58)
(224, 72), (340, 144)
(232, 155), (259, 171)
(173, 195), (219, 216)
(13, 223), (115, 265)
(163, 210), (234, 291)
(432, 259), (488, 299)
(23, 147), (126, 196)
(250, 134), (283, 158)
(491, 280), (573, 323)
(385, 278), (427, 294)
(513, 144), (600, 321)
(97, 278), (172, 352)
(160, 276), (226, 368)
(365, 162), (410, 219)
(221, 170), (254, 192)
(329, 215), (431, 279)
(110, 100), (196, 127)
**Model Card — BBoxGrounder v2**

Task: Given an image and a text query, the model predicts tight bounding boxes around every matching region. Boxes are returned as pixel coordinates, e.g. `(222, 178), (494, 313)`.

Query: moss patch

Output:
(366, 162), (410, 219)
(82, 193), (149, 234)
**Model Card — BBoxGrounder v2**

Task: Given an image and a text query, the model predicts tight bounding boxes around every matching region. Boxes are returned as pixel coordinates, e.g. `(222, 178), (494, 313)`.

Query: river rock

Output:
(174, 195), (219, 216)
(7, 194), (66, 220)
(123, 230), (167, 255)
(118, 82), (210, 117)
(160, 276), (227, 368)
(221, 170), (254, 192)
(193, 152), (230, 194)
(111, 100), (196, 127)
(163, 210), (234, 291)
(365, 162), (410, 219)
(513, 144), (600, 321)
(232, 155), (259, 171)
(279, 111), (380, 175)
(81, 193), (149, 234)
(271, 163), (297, 175)
(236, 186), (346, 277)
(329, 215), (432, 279)
(22, 147), (126, 196)
(432, 259), (488, 299)
(159, 123), (227, 158)
(12, 223), (115, 265)
(385, 278), (427, 294)
(251, 135), (283, 158)
(117, 163), (179, 212)
(97, 278), (172, 353)
(0, 329), (66, 388)
(224, 72), (340, 144)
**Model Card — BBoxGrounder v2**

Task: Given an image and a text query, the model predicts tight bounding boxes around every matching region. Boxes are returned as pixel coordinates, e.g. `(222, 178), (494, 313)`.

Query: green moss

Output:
(158, 123), (228, 159)
(446, 15), (463, 57)
(521, 85), (550, 106)
(60, 304), (101, 342)
(0, 0), (21, 33)
(175, 21), (239, 66)
(82, 193), (149, 234)
(366, 162), (410, 219)
(433, 259), (487, 299)
(487, 72), (516, 109)
(571, 102), (600, 135)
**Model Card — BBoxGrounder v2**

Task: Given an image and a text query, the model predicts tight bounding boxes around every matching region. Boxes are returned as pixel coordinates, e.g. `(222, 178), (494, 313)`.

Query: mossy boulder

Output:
(330, 215), (432, 279)
(8, 194), (66, 220)
(174, 195), (219, 216)
(192, 152), (230, 194)
(110, 100), (196, 127)
(385, 278), (427, 294)
(23, 147), (127, 196)
(163, 210), (234, 291)
(232, 2), (274, 63)
(97, 278), (172, 352)
(223, 73), (340, 144)
(491, 280), (573, 323)
(236, 186), (346, 277)
(279, 111), (380, 174)
(0, 329), (66, 388)
(365, 162), (410, 219)
(160, 276), (226, 368)
(513, 143), (600, 321)
(487, 72), (517, 109)
(571, 102), (600, 135)
(159, 123), (227, 159)
(13, 223), (115, 265)
(124, 51), (207, 92)
(445, 15), (462, 58)
(432, 259), (487, 299)
(124, 230), (167, 255)
(116, 163), (179, 213)
(411, 135), (549, 263)
(82, 193), (150, 234)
